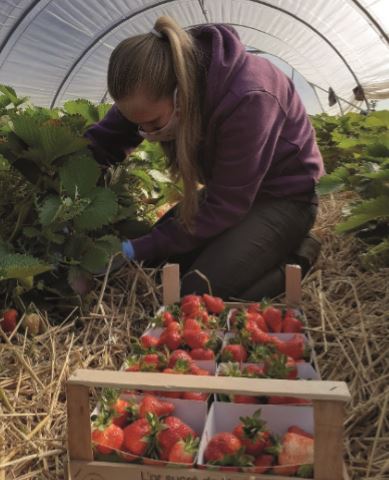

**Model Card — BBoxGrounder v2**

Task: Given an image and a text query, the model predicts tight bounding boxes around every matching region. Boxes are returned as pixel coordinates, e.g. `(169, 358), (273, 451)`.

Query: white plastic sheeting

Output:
(0, 0), (388, 114)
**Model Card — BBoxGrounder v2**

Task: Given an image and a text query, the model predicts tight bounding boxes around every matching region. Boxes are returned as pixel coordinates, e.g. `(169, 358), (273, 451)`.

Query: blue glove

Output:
(122, 240), (135, 260)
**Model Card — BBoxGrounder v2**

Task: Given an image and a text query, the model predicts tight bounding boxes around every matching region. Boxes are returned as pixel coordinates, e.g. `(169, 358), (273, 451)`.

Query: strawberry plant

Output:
(313, 110), (389, 268)
(0, 85), (182, 307)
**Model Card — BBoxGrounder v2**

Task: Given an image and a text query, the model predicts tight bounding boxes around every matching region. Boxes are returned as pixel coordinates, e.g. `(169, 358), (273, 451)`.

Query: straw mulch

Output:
(304, 193), (389, 480)
(0, 192), (388, 480)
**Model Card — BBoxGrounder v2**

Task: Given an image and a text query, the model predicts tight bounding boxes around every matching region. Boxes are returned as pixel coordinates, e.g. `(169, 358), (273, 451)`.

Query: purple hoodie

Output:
(85, 24), (324, 262)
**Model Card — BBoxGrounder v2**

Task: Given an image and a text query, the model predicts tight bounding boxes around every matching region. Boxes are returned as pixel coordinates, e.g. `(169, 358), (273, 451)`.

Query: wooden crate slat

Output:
(68, 369), (350, 402)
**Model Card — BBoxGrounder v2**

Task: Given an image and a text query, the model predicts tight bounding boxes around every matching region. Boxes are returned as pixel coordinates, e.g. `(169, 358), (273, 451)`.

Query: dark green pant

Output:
(157, 195), (317, 301)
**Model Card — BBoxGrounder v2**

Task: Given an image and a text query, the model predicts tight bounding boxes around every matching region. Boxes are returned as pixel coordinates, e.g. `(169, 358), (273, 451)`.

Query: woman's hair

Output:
(107, 16), (204, 231)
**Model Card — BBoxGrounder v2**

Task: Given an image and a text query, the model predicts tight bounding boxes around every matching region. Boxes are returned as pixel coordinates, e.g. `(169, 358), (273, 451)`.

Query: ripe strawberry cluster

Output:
(203, 409), (314, 475)
(125, 349), (210, 401)
(92, 392), (200, 465)
(92, 295), (317, 473)
(218, 359), (311, 405)
(218, 305), (312, 406)
(227, 304), (307, 360)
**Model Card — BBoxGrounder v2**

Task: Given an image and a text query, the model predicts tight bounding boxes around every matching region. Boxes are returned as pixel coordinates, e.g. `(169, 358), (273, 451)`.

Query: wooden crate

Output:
(66, 263), (351, 479)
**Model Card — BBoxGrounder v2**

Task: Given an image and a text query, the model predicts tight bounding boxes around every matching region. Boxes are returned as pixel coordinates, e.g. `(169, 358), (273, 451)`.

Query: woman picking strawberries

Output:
(86, 16), (323, 300)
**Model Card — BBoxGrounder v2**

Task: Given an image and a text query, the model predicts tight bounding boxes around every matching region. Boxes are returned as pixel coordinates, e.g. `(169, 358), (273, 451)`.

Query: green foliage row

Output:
(0, 85), (180, 306)
(312, 111), (389, 268)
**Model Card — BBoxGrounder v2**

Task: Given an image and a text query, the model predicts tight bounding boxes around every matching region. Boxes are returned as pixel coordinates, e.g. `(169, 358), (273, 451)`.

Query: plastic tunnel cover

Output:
(0, 0), (388, 113)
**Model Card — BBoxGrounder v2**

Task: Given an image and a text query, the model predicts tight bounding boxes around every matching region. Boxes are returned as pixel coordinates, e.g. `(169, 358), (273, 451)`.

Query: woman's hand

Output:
(122, 240), (135, 260)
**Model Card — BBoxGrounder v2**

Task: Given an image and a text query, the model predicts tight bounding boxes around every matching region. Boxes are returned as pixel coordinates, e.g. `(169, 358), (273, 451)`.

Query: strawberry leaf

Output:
(73, 187), (118, 231)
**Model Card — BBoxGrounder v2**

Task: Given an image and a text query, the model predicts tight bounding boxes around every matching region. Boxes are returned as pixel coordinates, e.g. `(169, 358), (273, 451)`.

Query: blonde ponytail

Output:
(108, 16), (204, 231)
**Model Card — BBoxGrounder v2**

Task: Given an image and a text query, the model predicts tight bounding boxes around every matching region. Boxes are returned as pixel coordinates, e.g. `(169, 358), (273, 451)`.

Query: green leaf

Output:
(148, 169), (172, 183)
(0, 85), (27, 106)
(95, 235), (121, 256)
(80, 244), (109, 274)
(97, 103), (112, 120)
(336, 196), (389, 233)
(64, 234), (89, 260)
(129, 169), (154, 190)
(68, 266), (94, 295)
(361, 239), (389, 269)
(0, 85), (17, 100)
(23, 226), (41, 238)
(63, 99), (100, 126)
(12, 114), (88, 165)
(0, 240), (13, 256)
(73, 187), (118, 231)
(38, 196), (62, 226)
(0, 253), (52, 281)
(42, 230), (66, 245)
(317, 174), (345, 195)
(365, 111), (389, 129)
(59, 154), (100, 196)
(0, 95), (12, 110)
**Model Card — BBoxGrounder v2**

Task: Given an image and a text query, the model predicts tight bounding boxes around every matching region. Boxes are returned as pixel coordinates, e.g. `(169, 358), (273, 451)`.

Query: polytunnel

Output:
(0, 0), (389, 114)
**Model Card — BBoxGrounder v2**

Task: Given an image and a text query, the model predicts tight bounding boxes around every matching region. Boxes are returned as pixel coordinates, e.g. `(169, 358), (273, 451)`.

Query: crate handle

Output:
(162, 263), (180, 306)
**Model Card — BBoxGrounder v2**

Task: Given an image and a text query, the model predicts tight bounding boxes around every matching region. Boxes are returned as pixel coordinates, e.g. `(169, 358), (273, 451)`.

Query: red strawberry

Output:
(202, 294), (225, 314)
(204, 432), (242, 463)
(125, 356), (140, 372)
(287, 426), (314, 439)
(181, 392), (208, 401)
(1, 309), (18, 333)
(253, 454), (273, 473)
(244, 364), (265, 377)
(183, 329), (209, 349)
(155, 389), (182, 399)
(139, 395), (175, 418)
(283, 315), (303, 333)
(222, 344), (247, 362)
(100, 389), (133, 428)
(162, 311), (176, 327)
(159, 329), (182, 350)
(233, 395), (258, 404)
(140, 334), (159, 349)
(249, 327), (275, 345)
(276, 335), (305, 360)
(92, 423), (124, 455)
(112, 399), (130, 427)
(275, 431), (314, 476)
(168, 436), (199, 464)
(181, 295), (201, 304)
(181, 297), (204, 317)
(189, 348), (215, 360)
(163, 368), (177, 374)
(183, 318), (202, 331)
(247, 303), (261, 313)
(250, 312), (268, 332)
(168, 350), (193, 368)
(166, 321), (181, 332)
(123, 417), (153, 456)
(200, 310), (210, 325)
(141, 353), (160, 371)
(157, 416), (197, 457)
(189, 363), (209, 375)
(233, 410), (270, 455)
(263, 306), (282, 333)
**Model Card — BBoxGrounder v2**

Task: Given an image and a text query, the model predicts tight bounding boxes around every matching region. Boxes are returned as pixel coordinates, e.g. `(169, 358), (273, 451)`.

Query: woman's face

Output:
(116, 89), (174, 132)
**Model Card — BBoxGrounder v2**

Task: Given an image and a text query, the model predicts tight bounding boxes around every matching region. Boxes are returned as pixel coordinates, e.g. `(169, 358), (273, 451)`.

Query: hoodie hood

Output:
(190, 24), (247, 118)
